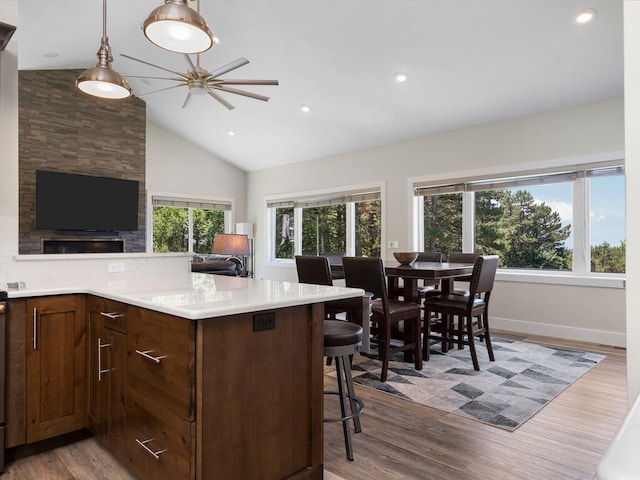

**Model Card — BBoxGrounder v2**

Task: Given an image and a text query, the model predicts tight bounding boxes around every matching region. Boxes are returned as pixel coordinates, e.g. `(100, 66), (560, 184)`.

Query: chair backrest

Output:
(447, 252), (481, 264)
(468, 255), (499, 299)
(416, 251), (442, 262)
(342, 256), (387, 302)
(319, 251), (345, 266)
(295, 255), (333, 286)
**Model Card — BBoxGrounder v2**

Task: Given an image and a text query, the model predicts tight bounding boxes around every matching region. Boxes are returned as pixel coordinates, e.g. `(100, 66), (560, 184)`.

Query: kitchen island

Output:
(5, 273), (366, 480)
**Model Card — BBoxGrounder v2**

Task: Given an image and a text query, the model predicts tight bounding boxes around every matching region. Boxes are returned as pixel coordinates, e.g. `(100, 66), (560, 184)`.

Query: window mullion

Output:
(188, 208), (194, 253)
(294, 207), (303, 255)
(462, 191), (475, 252)
(346, 203), (355, 256)
(572, 176), (589, 274)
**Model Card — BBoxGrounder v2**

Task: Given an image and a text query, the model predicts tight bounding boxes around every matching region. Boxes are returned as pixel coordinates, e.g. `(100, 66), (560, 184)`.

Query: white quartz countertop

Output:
(5, 273), (365, 320)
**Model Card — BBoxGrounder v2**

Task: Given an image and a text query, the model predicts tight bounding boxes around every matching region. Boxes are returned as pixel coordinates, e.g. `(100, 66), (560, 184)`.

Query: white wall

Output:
(247, 97), (626, 348)
(624, 0), (640, 402)
(146, 121), (247, 222)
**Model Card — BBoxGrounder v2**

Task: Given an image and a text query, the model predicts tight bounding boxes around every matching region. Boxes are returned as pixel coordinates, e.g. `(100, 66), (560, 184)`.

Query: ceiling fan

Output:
(121, 53), (278, 110)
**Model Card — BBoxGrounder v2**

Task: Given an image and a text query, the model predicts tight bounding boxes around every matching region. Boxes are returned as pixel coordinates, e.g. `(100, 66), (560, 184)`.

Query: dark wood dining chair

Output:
(295, 255), (349, 320)
(342, 256), (422, 382)
(320, 251), (346, 280)
(423, 255), (498, 370)
(447, 252), (481, 294)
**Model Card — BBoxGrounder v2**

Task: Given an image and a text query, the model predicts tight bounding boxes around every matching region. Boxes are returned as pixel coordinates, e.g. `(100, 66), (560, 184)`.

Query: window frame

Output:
(146, 190), (235, 254)
(411, 159), (625, 289)
(265, 182), (385, 266)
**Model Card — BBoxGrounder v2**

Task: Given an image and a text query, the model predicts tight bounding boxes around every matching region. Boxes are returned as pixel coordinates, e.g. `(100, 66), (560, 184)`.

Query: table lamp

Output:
(212, 233), (251, 276)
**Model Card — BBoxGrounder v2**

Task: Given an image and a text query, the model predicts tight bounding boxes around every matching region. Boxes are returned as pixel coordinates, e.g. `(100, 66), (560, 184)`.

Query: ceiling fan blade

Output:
(182, 92), (192, 109)
(183, 54), (198, 74)
(120, 54), (189, 79)
(213, 85), (271, 102)
(124, 75), (185, 82)
(208, 57), (250, 79)
(136, 83), (186, 97)
(213, 79), (279, 86)
(206, 88), (235, 110)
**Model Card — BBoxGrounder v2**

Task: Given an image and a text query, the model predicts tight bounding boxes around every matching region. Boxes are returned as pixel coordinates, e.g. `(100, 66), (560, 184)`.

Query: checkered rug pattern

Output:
(325, 337), (605, 431)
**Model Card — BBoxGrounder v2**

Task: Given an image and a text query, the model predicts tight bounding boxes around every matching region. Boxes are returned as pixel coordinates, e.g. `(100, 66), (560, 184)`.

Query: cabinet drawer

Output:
(127, 307), (195, 420)
(99, 299), (128, 333)
(126, 387), (194, 480)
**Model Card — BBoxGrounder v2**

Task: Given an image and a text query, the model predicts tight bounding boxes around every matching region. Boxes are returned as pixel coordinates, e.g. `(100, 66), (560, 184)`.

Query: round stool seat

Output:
(324, 320), (363, 348)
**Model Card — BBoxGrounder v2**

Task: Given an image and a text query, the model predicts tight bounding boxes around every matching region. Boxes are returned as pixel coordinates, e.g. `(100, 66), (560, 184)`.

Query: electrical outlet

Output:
(108, 262), (125, 273)
(387, 241), (399, 248)
(253, 312), (276, 332)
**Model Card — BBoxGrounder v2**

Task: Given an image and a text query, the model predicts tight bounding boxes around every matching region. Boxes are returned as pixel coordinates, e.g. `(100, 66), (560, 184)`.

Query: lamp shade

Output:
(143, 0), (214, 54)
(76, 63), (131, 99)
(212, 233), (250, 256)
(76, 0), (131, 100)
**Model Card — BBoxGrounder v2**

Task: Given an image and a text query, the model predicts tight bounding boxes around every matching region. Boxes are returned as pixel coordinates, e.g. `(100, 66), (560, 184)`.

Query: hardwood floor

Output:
(323, 332), (627, 480)
(1, 333), (627, 480)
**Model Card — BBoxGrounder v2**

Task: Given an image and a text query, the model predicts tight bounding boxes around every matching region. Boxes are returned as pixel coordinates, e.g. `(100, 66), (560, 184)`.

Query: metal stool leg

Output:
(335, 355), (354, 460)
(342, 355), (362, 433)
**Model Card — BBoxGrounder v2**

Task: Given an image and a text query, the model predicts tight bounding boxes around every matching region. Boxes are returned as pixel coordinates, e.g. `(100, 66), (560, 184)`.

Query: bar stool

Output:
(324, 320), (365, 461)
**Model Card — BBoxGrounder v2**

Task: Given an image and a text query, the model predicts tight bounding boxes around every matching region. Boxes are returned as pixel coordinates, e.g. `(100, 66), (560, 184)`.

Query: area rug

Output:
(325, 337), (605, 431)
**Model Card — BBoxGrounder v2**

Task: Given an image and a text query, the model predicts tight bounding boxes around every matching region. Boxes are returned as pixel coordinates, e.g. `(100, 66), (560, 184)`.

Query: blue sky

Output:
(523, 176), (626, 248)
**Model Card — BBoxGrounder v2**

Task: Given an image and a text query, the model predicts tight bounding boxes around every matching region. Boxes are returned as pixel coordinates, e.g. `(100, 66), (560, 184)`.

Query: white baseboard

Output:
(491, 316), (626, 349)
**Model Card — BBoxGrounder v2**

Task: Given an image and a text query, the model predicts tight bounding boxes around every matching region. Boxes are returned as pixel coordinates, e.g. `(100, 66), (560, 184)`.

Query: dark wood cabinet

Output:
(25, 295), (86, 443)
(86, 296), (127, 462)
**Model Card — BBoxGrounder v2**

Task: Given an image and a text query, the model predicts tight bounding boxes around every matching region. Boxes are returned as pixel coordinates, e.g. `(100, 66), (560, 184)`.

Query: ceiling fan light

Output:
(143, 1), (214, 54)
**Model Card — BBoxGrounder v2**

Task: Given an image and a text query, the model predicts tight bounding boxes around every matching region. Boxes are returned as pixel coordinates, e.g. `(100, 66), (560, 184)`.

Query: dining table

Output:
(384, 261), (475, 304)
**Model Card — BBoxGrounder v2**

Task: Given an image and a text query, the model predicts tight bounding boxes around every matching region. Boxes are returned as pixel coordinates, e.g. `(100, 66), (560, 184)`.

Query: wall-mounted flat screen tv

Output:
(36, 170), (139, 232)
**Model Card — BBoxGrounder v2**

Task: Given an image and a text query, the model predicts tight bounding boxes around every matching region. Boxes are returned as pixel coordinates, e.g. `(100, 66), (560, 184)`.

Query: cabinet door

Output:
(87, 297), (127, 462)
(87, 299), (106, 437)
(102, 327), (126, 461)
(26, 295), (86, 443)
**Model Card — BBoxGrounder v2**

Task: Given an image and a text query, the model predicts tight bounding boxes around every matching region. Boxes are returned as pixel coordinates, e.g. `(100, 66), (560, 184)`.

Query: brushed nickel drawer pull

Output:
(33, 307), (37, 350)
(98, 338), (112, 382)
(100, 311), (124, 319)
(135, 438), (167, 460)
(135, 349), (167, 364)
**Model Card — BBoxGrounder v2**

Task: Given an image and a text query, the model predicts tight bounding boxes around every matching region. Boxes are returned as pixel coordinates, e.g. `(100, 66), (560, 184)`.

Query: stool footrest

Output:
(323, 390), (365, 423)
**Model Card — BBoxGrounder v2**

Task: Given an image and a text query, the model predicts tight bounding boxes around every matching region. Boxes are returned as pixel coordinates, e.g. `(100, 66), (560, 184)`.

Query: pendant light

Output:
(76, 0), (131, 99)
(143, 0), (214, 54)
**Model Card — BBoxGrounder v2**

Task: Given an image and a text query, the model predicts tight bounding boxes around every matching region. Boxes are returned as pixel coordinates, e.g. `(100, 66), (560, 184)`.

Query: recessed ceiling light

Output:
(394, 72), (408, 83)
(43, 52), (59, 58)
(227, 130), (235, 136)
(300, 105), (311, 113)
(213, 35), (221, 45)
(574, 8), (596, 25)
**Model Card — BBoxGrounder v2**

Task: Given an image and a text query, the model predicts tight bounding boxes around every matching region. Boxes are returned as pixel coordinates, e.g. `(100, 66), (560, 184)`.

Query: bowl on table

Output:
(393, 252), (419, 265)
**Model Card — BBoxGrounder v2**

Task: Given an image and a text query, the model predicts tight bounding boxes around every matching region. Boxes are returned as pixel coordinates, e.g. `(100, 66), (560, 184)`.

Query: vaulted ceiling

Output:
(17, 0), (623, 172)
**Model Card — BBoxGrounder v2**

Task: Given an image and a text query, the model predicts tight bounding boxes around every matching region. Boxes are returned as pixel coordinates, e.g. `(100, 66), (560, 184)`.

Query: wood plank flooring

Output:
(1, 332), (627, 480)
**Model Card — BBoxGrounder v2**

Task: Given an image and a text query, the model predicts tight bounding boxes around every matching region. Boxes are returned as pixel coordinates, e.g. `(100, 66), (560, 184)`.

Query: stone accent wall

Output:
(19, 69), (147, 254)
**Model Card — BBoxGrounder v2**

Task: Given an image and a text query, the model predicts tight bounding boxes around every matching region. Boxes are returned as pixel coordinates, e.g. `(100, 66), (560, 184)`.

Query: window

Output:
(274, 207), (294, 259)
(589, 168), (626, 273)
(268, 187), (382, 261)
(151, 195), (231, 253)
(423, 193), (462, 259)
(414, 162), (625, 275)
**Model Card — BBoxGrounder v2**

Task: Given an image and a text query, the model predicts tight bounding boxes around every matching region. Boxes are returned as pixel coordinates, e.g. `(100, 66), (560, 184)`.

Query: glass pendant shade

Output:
(143, 0), (214, 54)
